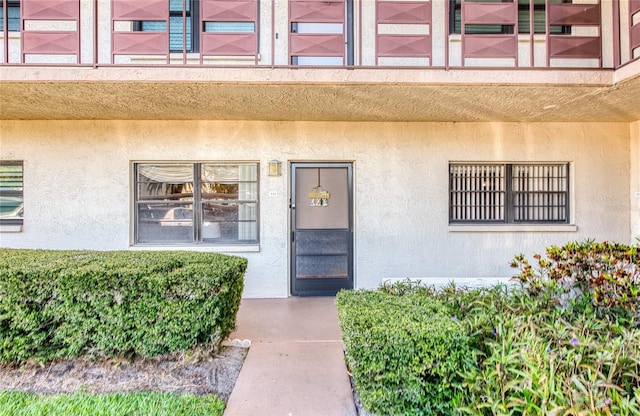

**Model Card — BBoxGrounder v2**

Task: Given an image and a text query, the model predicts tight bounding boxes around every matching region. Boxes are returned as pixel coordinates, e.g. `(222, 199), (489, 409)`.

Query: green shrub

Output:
(455, 285), (640, 416)
(511, 240), (639, 322)
(336, 289), (472, 415)
(339, 253), (640, 416)
(0, 249), (246, 363)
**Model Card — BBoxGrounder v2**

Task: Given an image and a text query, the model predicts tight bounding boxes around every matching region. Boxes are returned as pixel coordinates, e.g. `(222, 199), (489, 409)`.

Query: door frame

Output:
(289, 162), (354, 296)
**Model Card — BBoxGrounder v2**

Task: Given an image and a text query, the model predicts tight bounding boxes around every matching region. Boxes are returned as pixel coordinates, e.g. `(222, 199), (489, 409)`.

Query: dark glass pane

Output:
(169, 16), (191, 51)
(0, 164), (22, 192)
(0, 5), (20, 32)
(0, 163), (23, 219)
(201, 202), (258, 242)
(202, 183), (239, 200)
(452, 0), (566, 35)
(140, 21), (166, 32)
(136, 164), (194, 201)
(137, 203), (194, 243)
(295, 230), (349, 256)
(170, 0), (189, 12)
(204, 22), (255, 33)
(202, 164), (258, 182)
(464, 24), (514, 35)
(296, 255), (349, 279)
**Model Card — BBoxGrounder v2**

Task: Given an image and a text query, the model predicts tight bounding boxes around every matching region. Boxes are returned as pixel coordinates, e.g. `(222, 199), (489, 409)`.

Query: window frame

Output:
(133, 0), (199, 53)
(133, 161), (259, 246)
(448, 0), (571, 35)
(449, 162), (570, 225)
(0, 0), (20, 32)
(0, 160), (24, 226)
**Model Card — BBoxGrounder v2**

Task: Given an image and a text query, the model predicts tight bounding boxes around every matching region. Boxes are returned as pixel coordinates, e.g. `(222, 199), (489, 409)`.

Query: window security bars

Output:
(449, 163), (569, 224)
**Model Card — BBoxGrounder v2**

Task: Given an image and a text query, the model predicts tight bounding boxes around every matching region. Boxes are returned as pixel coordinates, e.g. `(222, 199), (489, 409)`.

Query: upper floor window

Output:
(0, 161), (24, 225)
(449, 0), (570, 35)
(134, 162), (259, 245)
(449, 163), (569, 224)
(134, 0), (197, 52)
(0, 1), (20, 32)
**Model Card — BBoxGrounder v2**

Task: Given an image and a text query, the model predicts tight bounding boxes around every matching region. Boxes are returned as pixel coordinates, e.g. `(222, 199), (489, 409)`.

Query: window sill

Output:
(130, 244), (260, 253)
(449, 224), (578, 233)
(0, 224), (23, 233)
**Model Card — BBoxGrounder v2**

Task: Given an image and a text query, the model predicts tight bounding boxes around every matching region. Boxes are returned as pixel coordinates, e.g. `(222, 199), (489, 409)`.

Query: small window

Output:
(135, 0), (198, 52)
(0, 1), (20, 32)
(449, 163), (569, 224)
(204, 22), (255, 33)
(449, 0), (570, 35)
(0, 161), (24, 225)
(134, 162), (259, 245)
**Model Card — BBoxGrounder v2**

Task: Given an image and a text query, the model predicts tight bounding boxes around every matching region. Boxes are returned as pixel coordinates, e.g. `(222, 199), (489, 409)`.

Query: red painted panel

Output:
(630, 0), (640, 52)
(202, 33), (257, 55)
(112, 0), (168, 20)
(22, 31), (78, 54)
(290, 34), (344, 56)
(632, 23), (640, 51)
(377, 35), (431, 57)
(463, 34), (517, 58)
(290, 1), (345, 23)
(112, 32), (168, 54)
(549, 36), (601, 59)
(22, 0), (79, 20)
(548, 3), (600, 26)
(463, 2), (517, 25)
(377, 1), (431, 24)
(201, 1), (257, 21)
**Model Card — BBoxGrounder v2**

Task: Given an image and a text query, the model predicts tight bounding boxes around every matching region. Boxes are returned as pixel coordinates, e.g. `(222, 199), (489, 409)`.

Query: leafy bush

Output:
(339, 239), (640, 415)
(450, 285), (640, 415)
(0, 249), (247, 363)
(511, 240), (639, 321)
(336, 289), (473, 416)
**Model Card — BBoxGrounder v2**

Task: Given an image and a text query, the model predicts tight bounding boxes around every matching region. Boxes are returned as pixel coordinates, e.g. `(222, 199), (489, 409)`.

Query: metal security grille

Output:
(512, 164), (568, 223)
(450, 163), (569, 224)
(449, 164), (505, 222)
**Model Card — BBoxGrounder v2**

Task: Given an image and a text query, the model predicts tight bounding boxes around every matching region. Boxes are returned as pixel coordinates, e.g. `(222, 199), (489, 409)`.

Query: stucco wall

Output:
(0, 121), (631, 297)
(632, 120), (640, 243)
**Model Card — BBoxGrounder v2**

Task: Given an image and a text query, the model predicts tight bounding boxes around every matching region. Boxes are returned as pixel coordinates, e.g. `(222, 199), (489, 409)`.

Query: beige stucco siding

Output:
(0, 120), (631, 297)
(632, 120), (640, 243)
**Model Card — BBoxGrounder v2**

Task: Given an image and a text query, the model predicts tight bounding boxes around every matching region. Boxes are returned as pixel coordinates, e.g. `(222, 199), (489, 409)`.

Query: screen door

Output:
(290, 163), (353, 296)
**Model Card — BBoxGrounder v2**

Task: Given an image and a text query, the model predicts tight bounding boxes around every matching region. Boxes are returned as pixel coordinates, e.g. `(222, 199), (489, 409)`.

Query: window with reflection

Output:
(449, 0), (570, 35)
(0, 1), (20, 32)
(135, 0), (196, 52)
(134, 162), (259, 245)
(0, 161), (23, 225)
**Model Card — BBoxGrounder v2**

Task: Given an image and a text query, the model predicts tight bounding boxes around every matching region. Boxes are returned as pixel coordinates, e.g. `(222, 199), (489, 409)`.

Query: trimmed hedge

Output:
(336, 289), (472, 416)
(0, 249), (247, 363)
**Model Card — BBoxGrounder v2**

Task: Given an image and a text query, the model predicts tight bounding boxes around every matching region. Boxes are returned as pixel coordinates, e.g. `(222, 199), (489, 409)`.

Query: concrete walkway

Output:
(224, 297), (357, 416)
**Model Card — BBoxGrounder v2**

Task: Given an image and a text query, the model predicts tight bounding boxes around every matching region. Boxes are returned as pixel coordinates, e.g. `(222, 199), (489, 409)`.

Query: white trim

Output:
(129, 244), (260, 253)
(0, 224), (22, 233)
(382, 277), (515, 289)
(449, 224), (577, 232)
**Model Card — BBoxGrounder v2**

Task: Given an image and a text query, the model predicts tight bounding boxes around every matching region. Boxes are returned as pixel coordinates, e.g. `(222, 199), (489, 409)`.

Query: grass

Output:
(0, 391), (225, 416)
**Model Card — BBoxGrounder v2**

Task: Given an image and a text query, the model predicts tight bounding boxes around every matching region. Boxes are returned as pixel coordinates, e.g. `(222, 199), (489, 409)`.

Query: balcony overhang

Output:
(1, 62), (639, 122)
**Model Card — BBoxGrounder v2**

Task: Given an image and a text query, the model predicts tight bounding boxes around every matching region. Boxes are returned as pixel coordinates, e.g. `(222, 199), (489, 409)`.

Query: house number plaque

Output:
(309, 190), (330, 207)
